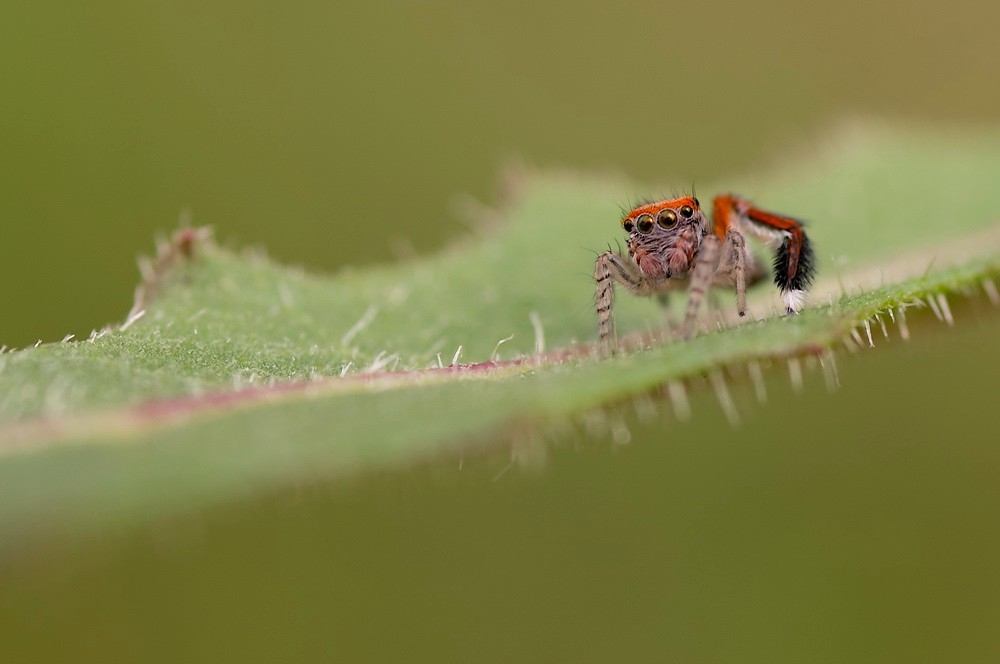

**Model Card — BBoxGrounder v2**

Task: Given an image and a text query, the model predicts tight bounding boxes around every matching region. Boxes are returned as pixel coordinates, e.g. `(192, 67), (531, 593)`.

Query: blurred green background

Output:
(3, 0), (1000, 347)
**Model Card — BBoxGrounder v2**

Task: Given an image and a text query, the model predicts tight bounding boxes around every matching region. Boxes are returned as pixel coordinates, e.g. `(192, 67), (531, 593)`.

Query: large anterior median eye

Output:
(636, 214), (654, 234)
(657, 209), (678, 228)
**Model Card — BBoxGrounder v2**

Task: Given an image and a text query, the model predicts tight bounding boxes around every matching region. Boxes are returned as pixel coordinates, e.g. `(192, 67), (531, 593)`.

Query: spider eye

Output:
(636, 214), (654, 234)
(693, 197), (700, 208)
(623, 219), (634, 232)
(657, 209), (678, 229)
(680, 205), (694, 218)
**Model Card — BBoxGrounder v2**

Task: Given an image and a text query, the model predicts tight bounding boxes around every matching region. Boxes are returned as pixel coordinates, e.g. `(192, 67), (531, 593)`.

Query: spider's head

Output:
(621, 197), (705, 278)
(621, 196), (704, 238)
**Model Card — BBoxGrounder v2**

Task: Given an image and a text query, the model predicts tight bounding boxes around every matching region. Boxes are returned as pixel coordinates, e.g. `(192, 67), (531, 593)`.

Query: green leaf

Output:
(1, 122), (998, 541)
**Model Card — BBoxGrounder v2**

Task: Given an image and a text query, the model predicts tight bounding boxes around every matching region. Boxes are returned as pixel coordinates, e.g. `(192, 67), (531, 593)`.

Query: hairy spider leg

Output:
(680, 233), (721, 338)
(713, 195), (815, 313)
(594, 250), (657, 355)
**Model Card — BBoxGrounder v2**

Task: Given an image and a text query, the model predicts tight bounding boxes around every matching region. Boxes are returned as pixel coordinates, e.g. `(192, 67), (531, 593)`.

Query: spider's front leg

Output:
(680, 234), (722, 339)
(594, 251), (655, 355)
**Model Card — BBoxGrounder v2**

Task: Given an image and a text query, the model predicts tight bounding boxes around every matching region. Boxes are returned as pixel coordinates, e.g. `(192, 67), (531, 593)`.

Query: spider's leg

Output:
(594, 251), (649, 355)
(716, 227), (749, 316)
(680, 234), (721, 339)
(714, 194), (815, 313)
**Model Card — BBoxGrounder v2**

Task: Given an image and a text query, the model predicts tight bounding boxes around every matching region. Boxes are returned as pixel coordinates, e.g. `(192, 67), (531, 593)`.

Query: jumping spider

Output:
(594, 194), (815, 354)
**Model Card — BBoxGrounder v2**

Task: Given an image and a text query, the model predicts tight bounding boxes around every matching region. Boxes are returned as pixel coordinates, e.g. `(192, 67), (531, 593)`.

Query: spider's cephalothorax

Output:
(623, 197), (706, 283)
(594, 194), (815, 354)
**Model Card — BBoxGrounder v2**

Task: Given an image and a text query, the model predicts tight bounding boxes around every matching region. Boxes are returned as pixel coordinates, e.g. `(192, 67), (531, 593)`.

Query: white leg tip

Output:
(783, 289), (806, 313)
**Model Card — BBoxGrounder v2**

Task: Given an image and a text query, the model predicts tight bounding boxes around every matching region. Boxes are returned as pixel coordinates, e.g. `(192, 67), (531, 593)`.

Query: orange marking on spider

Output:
(622, 197), (700, 229)
(594, 194), (815, 354)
